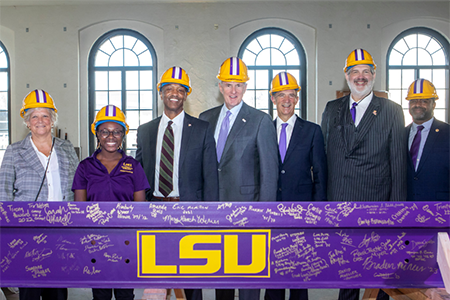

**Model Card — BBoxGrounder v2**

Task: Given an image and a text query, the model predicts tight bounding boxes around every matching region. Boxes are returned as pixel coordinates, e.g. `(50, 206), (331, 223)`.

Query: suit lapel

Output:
(349, 96), (381, 153)
(221, 102), (250, 164)
(284, 117), (303, 163)
(337, 96), (351, 153)
(416, 119), (439, 174)
(149, 117), (161, 185)
(18, 135), (45, 178)
(405, 124), (415, 171)
(179, 113), (193, 170)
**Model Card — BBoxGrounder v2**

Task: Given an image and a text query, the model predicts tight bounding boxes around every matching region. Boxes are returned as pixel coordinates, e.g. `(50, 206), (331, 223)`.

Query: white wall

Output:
(0, 1), (448, 158)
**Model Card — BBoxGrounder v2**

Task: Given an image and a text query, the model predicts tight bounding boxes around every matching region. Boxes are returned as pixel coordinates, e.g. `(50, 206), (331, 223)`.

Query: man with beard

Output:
(405, 78), (449, 201)
(321, 49), (406, 300)
(136, 66), (219, 300)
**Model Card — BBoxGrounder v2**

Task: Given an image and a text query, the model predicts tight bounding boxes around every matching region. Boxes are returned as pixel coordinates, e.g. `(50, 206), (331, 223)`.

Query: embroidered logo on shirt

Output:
(120, 162), (134, 174)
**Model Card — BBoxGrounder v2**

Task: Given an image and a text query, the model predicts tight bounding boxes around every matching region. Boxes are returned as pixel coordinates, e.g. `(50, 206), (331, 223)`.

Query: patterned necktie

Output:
(410, 125), (424, 170)
(350, 102), (358, 123)
(159, 121), (174, 197)
(216, 111), (231, 162)
(279, 123), (288, 163)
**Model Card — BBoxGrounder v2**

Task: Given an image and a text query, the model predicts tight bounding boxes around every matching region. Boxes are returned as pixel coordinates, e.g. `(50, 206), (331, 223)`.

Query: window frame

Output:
(88, 29), (157, 156)
(0, 40), (11, 150)
(238, 27), (307, 119)
(386, 27), (449, 122)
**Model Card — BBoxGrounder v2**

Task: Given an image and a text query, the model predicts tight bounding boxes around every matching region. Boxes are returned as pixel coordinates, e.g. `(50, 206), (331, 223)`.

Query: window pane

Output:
(140, 91), (153, 109)
(133, 40), (148, 55)
(246, 70), (256, 89)
(126, 110), (139, 129)
(417, 49), (432, 65)
(256, 49), (270, 66)
(434, 109), (446, 122)
(255, 70), (268, 89)
(99, 40), (115, 55)
(139, 50), (152, 66)
(389, 50), (403, 65)
(109, 71), (122, 90)
(124, 35), (137, 50)
(246, 39), (262, 54)
(95, 51), (109, 67)
(243, 91), (256, 107)
(257, 35), (270, 49)
(242, 50), (257, 66)
(126, 91), (138, 109)
(126, 71), (138, 90)
(417, 34), (431, 49)
(279, 39), (294, 54)
(389, 89), (402, 106)
(426, 38), (442, 54)
(140, 110), (153, 124)
(0, 73), (7, 91)
(95, 91), (108, 110)
(271, 49), (286, 65)
(109, 91), (121, 108)
(285, 50), (300, 65)
(432, 50), (446, 66)
(255, 91), (268, 109)
(403, 34), (417, 49)
(95, 72), (108, 90)
(140, 71), (152, 90)
(126, 130), (137, 149)
(271, 35), (284, 49)
(110, 49), (124, 67)
(402, 70), (415, 88)
(0, 52), (7, 68)
(394, 38), (409, 54)
(432, 69), (446, 88)
(418, 69), (432, 82)
(110, 35), (124, 49)
(124, 49), (138, 66)
(403, 49), (417, 65)
(0, 92), (7, 107)
(435, 90), (446, 109)
(389, 70), (401, 88)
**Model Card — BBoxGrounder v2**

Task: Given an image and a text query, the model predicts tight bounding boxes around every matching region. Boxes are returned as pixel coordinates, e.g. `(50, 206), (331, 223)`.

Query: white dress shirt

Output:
(214, 101), (244, 143)
(30, 136), (62, 201)
(408, 117), (433, 171)
(154, 111), (184, 197)
(349, 92), (373, 127)
(275, 114), (297, 150)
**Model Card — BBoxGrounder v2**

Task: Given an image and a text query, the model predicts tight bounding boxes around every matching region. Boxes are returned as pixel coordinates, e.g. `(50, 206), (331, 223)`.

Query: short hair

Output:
(346, 65), (376, 76)
(23, 108), (58, 127)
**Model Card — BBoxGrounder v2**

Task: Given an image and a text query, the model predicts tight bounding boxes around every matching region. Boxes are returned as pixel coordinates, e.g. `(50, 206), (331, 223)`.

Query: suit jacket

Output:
(406, 118), (449, 201)
(321, 95), (407, 201)
(0, 133), (79, 201)
(276, 116), (327, 201)
(199, 102), (278, 201)
(135, 113), (219, 201)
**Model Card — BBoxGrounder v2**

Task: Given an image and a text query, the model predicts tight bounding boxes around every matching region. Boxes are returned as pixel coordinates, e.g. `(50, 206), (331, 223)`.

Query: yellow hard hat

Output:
(157, 66), (192, 95)
(270, 72), (301, 95)
(217, 57), (249, 82)
(20, 89), (57, 118)
(91, 105), (129, 135)
(344, 49), (377, 73)
(406, 79), (439, 101)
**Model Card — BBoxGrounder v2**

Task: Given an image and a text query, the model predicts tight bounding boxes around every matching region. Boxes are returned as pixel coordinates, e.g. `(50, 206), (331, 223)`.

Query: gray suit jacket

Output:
(321, 95), (407, 201)
(0, 134), (79, 201)
(199, 102), (278, 201)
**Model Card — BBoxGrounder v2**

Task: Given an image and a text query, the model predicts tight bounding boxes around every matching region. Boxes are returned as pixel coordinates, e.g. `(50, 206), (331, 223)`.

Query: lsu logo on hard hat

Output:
(137, 229), (270, 278)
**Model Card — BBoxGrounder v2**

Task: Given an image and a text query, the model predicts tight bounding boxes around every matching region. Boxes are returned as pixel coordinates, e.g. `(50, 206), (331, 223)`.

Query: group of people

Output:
(0, 49), (448, 300)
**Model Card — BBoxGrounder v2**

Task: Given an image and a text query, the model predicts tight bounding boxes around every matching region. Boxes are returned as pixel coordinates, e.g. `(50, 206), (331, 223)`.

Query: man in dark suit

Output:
(265, 72), (327, 300)
(321, 49), (406, 300)
(136, 67), (219, 300)
(405, 78), (449, 201)
(199, 57), (278, 300)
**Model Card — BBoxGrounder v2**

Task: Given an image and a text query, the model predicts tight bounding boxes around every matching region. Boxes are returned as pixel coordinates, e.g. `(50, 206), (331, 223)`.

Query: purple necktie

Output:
(410, 125), (424, 170)
(351, 102), (358, 123)
(216, 111), (231, 162)
(279, 123), (288, 163)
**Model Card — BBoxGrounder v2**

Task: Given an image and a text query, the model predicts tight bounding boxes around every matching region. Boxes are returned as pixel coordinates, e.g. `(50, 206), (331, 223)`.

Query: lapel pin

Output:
(188, 123), (192, 127)
(436, 129), (439, 132)
(373, 110), (377, 116)
(242, 118), (246, 122)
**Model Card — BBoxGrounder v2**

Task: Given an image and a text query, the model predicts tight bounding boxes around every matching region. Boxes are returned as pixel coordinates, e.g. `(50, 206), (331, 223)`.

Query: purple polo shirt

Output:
(72, 149), (150, 201)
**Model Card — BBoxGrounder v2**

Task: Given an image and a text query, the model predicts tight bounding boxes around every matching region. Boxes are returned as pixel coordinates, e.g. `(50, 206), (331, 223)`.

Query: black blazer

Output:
(406, 118), (449, 201)
(321, 95), (407, 201)
(275, 116), (327, 201)
(135, 113), (219, 201)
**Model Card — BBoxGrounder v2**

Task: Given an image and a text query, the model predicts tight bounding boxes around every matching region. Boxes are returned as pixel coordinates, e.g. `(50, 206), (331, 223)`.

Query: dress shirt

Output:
(275, 114), (296, 151)
(408, 117), (433, 171)
(349, 92), (373, 127)
(154, 111), (184, 197)
(30, 136), (62, 201)
(214, 101), (244, 143)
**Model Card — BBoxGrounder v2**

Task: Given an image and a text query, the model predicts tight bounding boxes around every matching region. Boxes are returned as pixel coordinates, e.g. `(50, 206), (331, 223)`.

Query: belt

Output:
(153, 196), (180, 202)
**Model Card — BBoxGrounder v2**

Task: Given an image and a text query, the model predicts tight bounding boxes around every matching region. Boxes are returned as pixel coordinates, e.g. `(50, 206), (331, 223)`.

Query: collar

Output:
(162, 110), (185, 127)
(413, 117), (434, 131)
(276, 114), (296, 128)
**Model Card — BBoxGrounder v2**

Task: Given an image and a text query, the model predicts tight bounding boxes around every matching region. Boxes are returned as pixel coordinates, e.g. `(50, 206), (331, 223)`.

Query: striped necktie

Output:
(159, 121), (174, 197)
(410, 125), (424, 170)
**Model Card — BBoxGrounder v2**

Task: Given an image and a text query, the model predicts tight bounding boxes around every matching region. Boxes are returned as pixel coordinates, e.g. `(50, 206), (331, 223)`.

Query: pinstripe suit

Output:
(321, 95), (407, 202)
(321, 95), (406, 300)
(0, 134), (79, 202)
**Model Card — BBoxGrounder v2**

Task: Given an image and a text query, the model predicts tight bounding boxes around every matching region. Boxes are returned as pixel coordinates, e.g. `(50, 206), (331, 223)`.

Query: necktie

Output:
(279, 123), (288, 163)
(350, 102), (358, 123)
(216, 111), (231, 162)
(159, 121), (174, 197)
(410, 125), (424, 170)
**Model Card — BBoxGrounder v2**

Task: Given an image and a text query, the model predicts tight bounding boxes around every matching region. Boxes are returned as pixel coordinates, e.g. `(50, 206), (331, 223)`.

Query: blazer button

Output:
(414, 177), (418, 180)
(281, 170), (285, 174)
(218, 168), (221, 172)
(278, 188), (282, 191)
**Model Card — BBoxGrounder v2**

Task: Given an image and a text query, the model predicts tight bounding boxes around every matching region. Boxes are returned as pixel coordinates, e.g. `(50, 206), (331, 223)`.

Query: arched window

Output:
(387, 27), (449, 123)
(238, 28), (306, 119)
(88, 29), (157, 157)
(0, 41), (10, 163)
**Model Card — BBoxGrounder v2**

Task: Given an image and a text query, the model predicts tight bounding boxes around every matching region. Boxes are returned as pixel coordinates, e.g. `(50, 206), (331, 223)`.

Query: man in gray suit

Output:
(321, 49), (406, 300)
(199, 57), (278, 300)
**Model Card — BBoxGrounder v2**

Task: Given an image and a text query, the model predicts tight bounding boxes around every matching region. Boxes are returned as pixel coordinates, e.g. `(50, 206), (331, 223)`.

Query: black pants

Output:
(185, 289), (203, 300)
(216, 289), (260, 300)
(19, 288), (67, 300)
(265, 289), (308, 300)
(338, 289), (389, 300)
(92, 288), (134, 300)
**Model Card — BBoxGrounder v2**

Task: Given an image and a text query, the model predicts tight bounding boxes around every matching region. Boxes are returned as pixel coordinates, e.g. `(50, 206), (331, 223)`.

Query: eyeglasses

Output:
(98, 129), (124, 138)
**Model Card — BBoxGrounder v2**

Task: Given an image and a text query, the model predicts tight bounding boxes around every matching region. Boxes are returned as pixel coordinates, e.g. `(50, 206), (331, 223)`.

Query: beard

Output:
(410, 106), (433, 122)
(347, 77), (375, 100)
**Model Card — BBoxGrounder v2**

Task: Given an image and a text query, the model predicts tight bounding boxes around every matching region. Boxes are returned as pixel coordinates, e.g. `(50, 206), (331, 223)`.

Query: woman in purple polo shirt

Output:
(72, 105), (149, 300)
